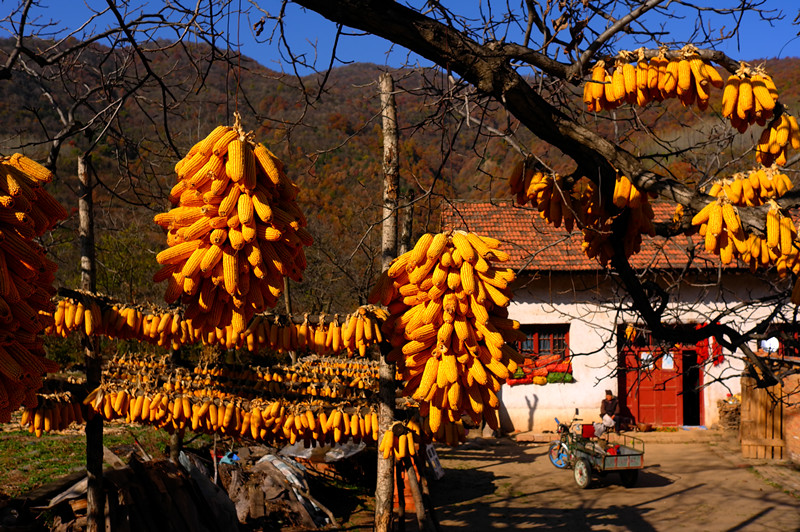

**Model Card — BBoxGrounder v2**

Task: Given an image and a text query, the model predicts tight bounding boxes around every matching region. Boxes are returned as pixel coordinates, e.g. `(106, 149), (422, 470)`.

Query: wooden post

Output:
(405, 458), (436, 532)
(376, 72), (399, 532)
(395, 463), (406, 532)
(79, 154), (104, 532)
(413, 444), (440, 531)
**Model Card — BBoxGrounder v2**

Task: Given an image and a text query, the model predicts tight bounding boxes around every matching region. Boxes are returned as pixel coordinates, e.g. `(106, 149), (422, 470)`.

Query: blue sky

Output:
(2, 1), (797, 73)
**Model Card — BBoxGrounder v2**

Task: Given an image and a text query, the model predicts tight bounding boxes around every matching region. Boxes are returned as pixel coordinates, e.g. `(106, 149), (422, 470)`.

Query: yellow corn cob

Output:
(452, 231), (476, 263)
(663, 59), (680, 95)
(460, 261), (476, 295)
(8, 154), (53, 183)
(780, 216), (795, 256)
(252, 143), (281, 185)
(156, 240), (201, 265)
(218, 184), (241, 218)
(590, 61), (606, 101)
(611, 64), (626, 101)
(413, 356), (439, 400)
(721, 203), (742, 236)
(241, 142), (257, 190)
(676, 58), (692, 94)
(722, 76), (739, 117)
(225, 138), (246, 183)
(237, 193), (255, 225)
(183, 216), (212, 241)
(622, 62), (636, 96)
(222, 246), (239, 296)
(409, 233), (433, 266)
(766, 207), (780, 248)
(441, 353), (458, 385)
(788, 116), (800, 150)
(707, 202), (723, 236)
(703, 61), (724, 88)
(200, 244), (224, 272)
(737, 78), (753, 121)
(751, 75), (776, 112)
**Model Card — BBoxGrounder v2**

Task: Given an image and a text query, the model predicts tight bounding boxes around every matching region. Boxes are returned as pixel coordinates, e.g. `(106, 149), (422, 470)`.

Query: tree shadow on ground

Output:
(586, 467), (674, 489)
(430, 483), (706, 531)
(433, 501), (661, 531)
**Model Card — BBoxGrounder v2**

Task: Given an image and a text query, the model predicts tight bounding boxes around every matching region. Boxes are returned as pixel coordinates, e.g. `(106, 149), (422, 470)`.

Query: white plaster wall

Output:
(499, 271), (777, 433)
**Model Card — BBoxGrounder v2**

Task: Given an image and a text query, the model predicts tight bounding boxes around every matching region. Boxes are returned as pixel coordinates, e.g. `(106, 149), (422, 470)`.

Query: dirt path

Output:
(429, 433), (800, 531)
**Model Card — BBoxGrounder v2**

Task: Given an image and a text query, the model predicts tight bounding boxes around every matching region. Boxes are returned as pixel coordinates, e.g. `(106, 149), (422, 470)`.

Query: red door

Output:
(620, 347), (698, 427)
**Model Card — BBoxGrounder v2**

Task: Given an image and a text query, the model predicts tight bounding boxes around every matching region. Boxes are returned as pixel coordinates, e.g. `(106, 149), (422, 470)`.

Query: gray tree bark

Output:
(284, 277), (297, 364)
(79, 155), (104, 532)
(376, 72), (399, 532)
(399, 189), (414, 255)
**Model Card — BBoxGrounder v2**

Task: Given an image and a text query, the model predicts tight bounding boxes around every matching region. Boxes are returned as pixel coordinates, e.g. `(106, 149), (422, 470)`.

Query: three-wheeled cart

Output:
(570, 432), (645, 489)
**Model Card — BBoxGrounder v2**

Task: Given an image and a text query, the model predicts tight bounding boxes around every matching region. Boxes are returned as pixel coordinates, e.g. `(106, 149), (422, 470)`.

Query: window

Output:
(767, 327), (800, 359)
(515, 324), (571, 374)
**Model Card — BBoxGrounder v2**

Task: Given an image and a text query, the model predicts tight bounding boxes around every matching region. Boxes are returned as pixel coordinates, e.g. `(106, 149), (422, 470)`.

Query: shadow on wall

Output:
(497, 392), (539, 433)
(524, 395), (538, 432)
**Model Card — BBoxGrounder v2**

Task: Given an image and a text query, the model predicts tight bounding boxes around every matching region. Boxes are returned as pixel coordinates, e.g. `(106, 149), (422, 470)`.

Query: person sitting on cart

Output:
(601, 389), (620, 432)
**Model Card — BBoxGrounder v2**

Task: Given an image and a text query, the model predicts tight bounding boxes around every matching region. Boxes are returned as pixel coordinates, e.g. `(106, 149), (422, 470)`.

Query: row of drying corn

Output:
(80, 383), (382, 447)
(45, 295), (386, 355)
(0, 154), (66, 422)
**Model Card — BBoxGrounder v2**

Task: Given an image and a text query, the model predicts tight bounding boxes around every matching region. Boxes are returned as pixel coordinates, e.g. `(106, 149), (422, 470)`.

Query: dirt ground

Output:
(427, 431), (800, 531)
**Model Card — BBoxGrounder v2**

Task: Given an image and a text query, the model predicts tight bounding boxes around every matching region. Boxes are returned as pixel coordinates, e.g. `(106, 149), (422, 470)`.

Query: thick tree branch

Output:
(576, 0), (665, 72)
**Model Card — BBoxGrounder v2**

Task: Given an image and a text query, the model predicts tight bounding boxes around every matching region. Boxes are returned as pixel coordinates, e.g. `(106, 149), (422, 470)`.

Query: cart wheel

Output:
(620, 469), (639, 488)
(548, 442), (569, 469)
(574, 458), (592, 489)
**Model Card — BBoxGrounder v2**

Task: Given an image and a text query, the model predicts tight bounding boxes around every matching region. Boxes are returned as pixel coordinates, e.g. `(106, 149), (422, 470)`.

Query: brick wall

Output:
(783, 375), (800, 463)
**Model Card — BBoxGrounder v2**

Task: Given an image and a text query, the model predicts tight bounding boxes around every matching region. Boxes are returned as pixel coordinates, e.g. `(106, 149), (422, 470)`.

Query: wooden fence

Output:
(740, 375), (784, 459)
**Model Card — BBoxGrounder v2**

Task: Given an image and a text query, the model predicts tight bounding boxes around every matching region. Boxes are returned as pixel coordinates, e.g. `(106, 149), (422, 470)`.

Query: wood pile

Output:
(216, 446), (337, 529)
(717, 398), (741, 431)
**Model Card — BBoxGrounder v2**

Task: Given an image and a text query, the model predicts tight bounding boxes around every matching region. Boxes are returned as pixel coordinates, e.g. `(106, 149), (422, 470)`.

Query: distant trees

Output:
(2, 1), (799, 386)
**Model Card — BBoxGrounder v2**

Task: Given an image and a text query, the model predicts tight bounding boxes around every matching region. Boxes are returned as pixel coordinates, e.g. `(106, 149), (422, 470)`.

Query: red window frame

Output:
(516, 324), (570, 370)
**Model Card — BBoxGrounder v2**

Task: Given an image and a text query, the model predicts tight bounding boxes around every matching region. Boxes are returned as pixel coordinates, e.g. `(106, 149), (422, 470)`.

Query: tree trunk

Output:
(285, 277), (297, 364)
(79, 156), (95, 292)
(380, 74), (399, 271)
(376, 72), (399, 532)
(79, 155), (104, 532)
(169, 346), (183, 462)
(399, 189), (414, 255)
(169, 431), (182, 462)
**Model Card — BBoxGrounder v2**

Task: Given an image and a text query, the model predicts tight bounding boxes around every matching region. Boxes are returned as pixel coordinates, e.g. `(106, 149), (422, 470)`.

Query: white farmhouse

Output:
(441, 200), (781, 434)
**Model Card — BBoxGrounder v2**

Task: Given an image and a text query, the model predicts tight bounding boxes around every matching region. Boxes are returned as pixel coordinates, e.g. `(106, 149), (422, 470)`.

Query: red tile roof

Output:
(440, 200), (728, 272)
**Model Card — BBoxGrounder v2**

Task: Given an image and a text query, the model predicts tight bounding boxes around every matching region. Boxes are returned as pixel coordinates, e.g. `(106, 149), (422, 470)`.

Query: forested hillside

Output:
(0, 37), (796, 314)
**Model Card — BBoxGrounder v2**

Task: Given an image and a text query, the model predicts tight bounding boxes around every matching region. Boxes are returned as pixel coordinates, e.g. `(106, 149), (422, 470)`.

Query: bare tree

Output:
(263, 0), (800, 385)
